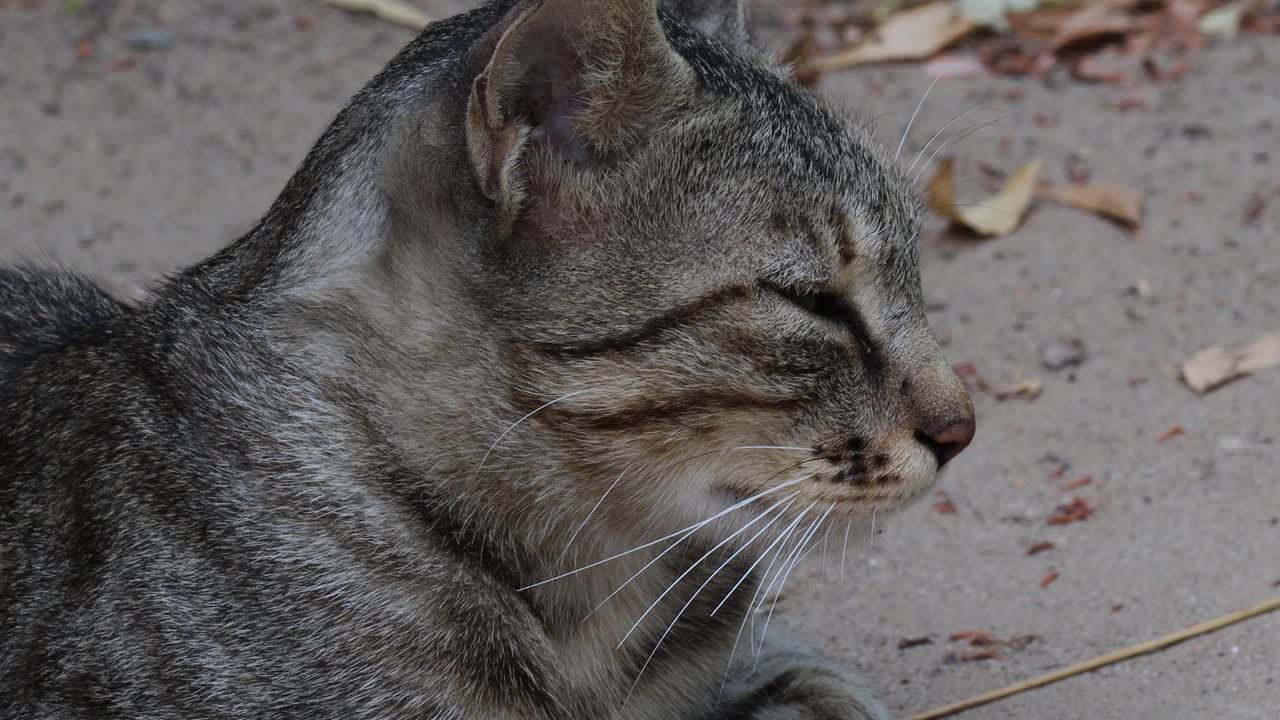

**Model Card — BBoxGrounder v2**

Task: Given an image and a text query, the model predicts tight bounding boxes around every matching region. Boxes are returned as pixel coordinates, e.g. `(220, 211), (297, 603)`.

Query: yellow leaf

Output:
(812, 2), (977, 70)
(927, 158), (1042, 237)
(1182, 333), (1280, 393)
(321, 0), (429, 29)
(1038, 182), (1144, 229)
(989, 378), (1043, 401)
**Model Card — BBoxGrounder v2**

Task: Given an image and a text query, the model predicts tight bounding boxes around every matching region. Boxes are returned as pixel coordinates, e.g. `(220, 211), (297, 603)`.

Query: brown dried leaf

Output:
(977, 37), (1056, 77)
(898, 636), (934, 649)
(1026, 541), (1057, 556)
(1049, 3), (1137, 51)
(928, 158), (1042, 237)
(1107, 95), (1150, 112)
(1182, 333), (1280, 393)
(1003, 634), (1041, 651)
(1038, 182), (1144, 229)
(812, 1), (976, 70)
(932, 499), (958, 515)
(1007, 7), (1078, 43)
(1040, 570), (1060, 588)
(1047, 497), (1095, 525)
(1156, 425), (1186, 442)
(948, 630), (993, 644)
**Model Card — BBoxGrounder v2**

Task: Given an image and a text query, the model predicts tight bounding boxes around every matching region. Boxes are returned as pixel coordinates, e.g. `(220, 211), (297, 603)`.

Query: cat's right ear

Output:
(465, 0), (695, 232)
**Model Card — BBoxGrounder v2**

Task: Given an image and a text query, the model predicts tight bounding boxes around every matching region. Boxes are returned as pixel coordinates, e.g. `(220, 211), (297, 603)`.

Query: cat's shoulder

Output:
(0, 266), (129, 379)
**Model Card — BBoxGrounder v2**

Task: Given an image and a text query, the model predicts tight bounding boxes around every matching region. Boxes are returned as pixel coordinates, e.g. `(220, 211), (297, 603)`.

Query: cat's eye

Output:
(775, 287), (849, 324)
(769, 284), (885, 373)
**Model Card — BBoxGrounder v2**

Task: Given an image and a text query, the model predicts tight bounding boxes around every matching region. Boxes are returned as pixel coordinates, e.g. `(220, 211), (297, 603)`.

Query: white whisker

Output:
(621, 498), (795, 706)
(710, 503), (812, 617)
(750, 507), (818, 654)
(841, 518), (851, 588)
(471, 388), (592, 481)
(753, 505), (831, 653)
(730, 445), (814, 453)
(519, 476), (807, 591)
(583, 525), (702, 621)
(913, 114), (1008, 185)
(755, 503), (835, 666)
(906, 101), (980, 177)
(896, 75), (940, 160)
(616, 495), (796, 647)
(753, 509), (818, 619)
(870, 508), (878, 551)
(556, 468), (627, 569)
(717, 507), (809, 700)
(820, 521), (833, 575)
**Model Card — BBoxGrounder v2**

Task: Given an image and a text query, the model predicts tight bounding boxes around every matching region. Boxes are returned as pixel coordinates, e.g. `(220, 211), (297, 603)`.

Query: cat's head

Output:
(413, 0), (973, 526)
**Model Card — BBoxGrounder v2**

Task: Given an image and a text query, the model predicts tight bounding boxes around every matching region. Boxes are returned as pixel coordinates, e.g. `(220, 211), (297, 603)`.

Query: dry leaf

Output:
(932, 499), (959, 514)
(1047, 497), (1095, 525)
(1026, 541), (1056, 556)
(812, 1), (976, 70)
(948, 630), (993, 643)
(1040, 570), (1060, 588)
(1006, 7), (1077, 43)
(988, 377), (1043, 401)
(1182, 333), (1280, 393)
(1049, 3), (1136, 51)
(898, 636), (934, 649)
(1199, 0), (1252, 37)
(1156, 425), (1186, 442)
(1039, 182), (1144, 229)
(321, 0), (428, 29)
(929, 158), (1041, 236)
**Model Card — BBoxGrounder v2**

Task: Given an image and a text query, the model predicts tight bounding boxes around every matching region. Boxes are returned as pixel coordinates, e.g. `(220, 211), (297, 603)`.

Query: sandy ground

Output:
(2, 2), (1278, 718)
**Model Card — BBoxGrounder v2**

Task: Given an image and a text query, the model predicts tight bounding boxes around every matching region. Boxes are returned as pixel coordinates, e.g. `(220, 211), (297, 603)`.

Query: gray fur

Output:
(0, 1), (973, 718)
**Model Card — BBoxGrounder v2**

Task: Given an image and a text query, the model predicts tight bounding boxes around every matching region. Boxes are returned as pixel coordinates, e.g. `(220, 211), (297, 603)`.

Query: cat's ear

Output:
(662, 0), (750, 48)
(465, 0), (695, 225)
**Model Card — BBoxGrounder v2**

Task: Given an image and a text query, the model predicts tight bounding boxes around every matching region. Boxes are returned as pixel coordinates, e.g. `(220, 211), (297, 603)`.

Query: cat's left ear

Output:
(464, 0), (696, 232)
(662, 0), (751, 49)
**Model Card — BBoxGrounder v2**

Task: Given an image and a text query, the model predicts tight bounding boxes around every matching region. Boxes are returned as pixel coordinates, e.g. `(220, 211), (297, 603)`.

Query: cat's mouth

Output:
(714, 437), (944, 517)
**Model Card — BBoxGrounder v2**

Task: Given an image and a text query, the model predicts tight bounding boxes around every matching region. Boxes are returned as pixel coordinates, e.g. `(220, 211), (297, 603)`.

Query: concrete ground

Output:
(2, 2), (1277, 718)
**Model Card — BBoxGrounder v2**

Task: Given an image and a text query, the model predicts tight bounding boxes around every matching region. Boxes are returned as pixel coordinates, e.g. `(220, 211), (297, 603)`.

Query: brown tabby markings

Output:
(0, 0), (976, 719)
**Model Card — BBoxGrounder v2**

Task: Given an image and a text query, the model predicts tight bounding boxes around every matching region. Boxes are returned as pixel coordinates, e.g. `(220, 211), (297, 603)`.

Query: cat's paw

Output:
(715, 661), (892, 720)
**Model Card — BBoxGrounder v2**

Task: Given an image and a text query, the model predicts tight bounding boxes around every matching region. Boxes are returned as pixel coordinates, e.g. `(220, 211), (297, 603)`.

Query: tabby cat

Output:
(0, 0), (975, 718)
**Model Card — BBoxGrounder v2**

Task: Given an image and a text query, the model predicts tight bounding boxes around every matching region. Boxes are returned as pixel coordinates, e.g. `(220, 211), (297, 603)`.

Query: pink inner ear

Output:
(511, 30), (597, 167)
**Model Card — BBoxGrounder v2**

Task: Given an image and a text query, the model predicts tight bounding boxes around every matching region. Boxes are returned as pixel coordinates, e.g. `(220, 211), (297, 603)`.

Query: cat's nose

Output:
(914, 416), (975, 468)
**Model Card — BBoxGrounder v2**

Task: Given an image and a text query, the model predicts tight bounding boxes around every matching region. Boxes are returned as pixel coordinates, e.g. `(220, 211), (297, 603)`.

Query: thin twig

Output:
(912, 596), (1280, 720)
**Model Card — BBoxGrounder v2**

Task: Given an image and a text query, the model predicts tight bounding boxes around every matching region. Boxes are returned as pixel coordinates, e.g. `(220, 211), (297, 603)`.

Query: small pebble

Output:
(1041, 337), (1087, 371)
(126, 30), (175, 52)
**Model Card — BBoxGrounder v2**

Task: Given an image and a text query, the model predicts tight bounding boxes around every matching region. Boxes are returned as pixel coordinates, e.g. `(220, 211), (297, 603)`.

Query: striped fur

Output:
(0, 1), (973, 718)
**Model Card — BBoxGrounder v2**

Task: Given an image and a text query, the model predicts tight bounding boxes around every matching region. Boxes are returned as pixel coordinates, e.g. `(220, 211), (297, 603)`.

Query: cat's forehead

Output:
(714, 69), (920, 255)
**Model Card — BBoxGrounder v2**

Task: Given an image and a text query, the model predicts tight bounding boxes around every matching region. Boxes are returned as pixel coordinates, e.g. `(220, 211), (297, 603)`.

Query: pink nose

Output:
(915, 416), (976, 467)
